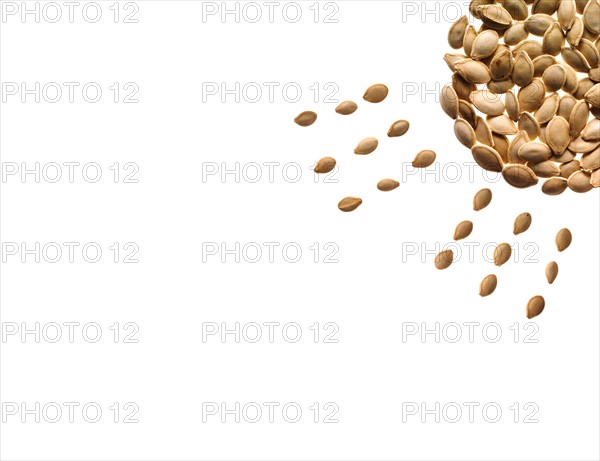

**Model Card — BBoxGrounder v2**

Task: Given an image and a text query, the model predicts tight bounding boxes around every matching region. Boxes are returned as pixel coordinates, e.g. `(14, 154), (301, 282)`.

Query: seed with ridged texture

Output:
(314, 157), (336, 174)
(338, 197), (362, 213)
(388, 120), (410, 138)
(542, 177), (568, 195)
(513, 212), (532, 235)
(568, 170), (593, 192)
(555, 228), (572, 252)
(412, 150), (436, 168)
(479, 274), (498, 297)
(294, 111), (317, 127)
(448, 15), (469, 49)
(474, 188), (493, 211)
(477, 4), (513, 30)
(377, 179), (400, 192)
(335, 101), (357, 115)
(454, 220), (474, 240)
(494, 243), (512, 266)
(503, 164), (539, 188)
(526, 295), (545, 319)
(354, 138), (378, 155)
(546, 261), (558, 284)
(363, 84), (388, 103)
(435, 250), (454, 270)
(441, 85), (459, 119)
(472, 144), (504, 172)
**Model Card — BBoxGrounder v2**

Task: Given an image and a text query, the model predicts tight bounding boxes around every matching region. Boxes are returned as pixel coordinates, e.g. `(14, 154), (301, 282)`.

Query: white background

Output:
(1, 1), (599, 460)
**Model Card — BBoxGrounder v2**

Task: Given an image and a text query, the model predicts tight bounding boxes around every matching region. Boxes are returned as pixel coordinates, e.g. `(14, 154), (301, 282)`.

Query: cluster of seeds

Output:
(294, 84), (436, 212)
(442, 0), (600, 193)
(435, 186), (574, 318)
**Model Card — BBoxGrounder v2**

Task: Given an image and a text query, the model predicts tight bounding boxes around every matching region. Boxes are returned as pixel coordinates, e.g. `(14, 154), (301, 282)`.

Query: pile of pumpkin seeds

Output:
(294, 84), (437, 212)
(442, 0), (600, 193)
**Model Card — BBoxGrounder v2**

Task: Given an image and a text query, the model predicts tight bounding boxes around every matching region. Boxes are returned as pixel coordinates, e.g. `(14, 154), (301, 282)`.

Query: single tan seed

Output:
(474, 188), (493, 211)
(518, 79), (545, 112)
(487, 114), (518, 135)
(546, 261), (559, 284)
(475, 116), (494, 146)
(488, 79), (515, 94)
(444, 53), (468, 71)
(590, 66), (600, 82)
(512, 39), (544, 59)
(454, 220), (474, 240)
(581, 147), (600, 170)
(435, 250), (454, 270)
(441, 85), (459, 119)
(490, 49), (515, 80)
(576, 0), (588, 14)
(525, 13), (555, 36)
(448, 15), (469, 49)
(455, 119), (477, 148)
(472, 144), (505, 172)
(504, 21), (529, 45)
(472, 29), (500, 59)
(412, 150), (437, 168)
(567, 16), (584, 46)
(576, 78), (596, 101)
(560, 160), (581, 178)
(577, 39), (600, 68)
(459, 100), (478, 128)
(479, 274), (498, 297)
(583, 0), (600, 36)
(503, 164), (539, 188)
(542, 64), (567, 92)
(470, 0), (495, 18)
(494, 243), (512, 266)
(493, 133), (510, 162)
(556, 228), (572, 251)
(454, 73), (477, 101)
(570, 136), (600, 154)
(338, 197), (363, 213)
(568, 170), (594, 192)
(377, 179), (400, 192)
(534, 92), (560, 124)
(557, 94), (578, 119)
(477, 4), (513, 30)
(562, 63), (579, 93)
(363, 84), (388, 103)
(505, 90), (520, 122)
(518, 113), (540, 140)
(591, 169), (600, 187)
(561, 47), (591, 72)
(543, 22), (565, 56)
(570, 100), (591, 137)
(585, 84), (600, 107)
(533, 54), (558, 77)
(455, 59), (492, 84)
(294, 111), (317, 127)
(335, 101), (358, 115)
(314, 157), (336, 174)
(514, 212), (532, 235)
(526, 295), (545, 319)
(354, 138), (378, 155)
(508, 130), (530, 163)
(388, 120), (410, 138)
(471, 90), (505, 116)
(582, 119), (600, 142)
(530, 160), (560, 178)
(542, 177), (568, 195)
(546, 116), (571, 154)
(463, 25), (478, 57)
(518, 141), (552, 162)
(558, 0), (576, 29)
(512, 51), (535, 87)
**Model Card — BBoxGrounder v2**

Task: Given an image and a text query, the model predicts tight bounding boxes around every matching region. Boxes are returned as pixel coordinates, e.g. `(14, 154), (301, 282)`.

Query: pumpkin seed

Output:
(590, 66), (600, 82)
(478, 4), (514, 30)
(490, 49), (514, 80)
(488, 79), (515, 94)
(505, 21), (529, 45)
(562, 63), (579, 93)
(494, 243), (512, 266)
(568, 170), (593, 192)
(558, 0), (577, 29)
(542, 177), (568, 195)
(570, 135), (600, 153)
(542, 22), (565, 56)
(530, 160), (560, 177)
(487, 114), (519, 135)
(503, 163), (539, 188)
(453, 73), (477, 101)
(472, 29), (500, 59)
(493, 133), (510, 162)
(505, 90), (520, 121)
(456, 59), (493, 84)
(569, 100), (590, 137)
(557, 94), (578, 119)
(577, 39), (600, 67)
(562, 47), (591, 72)
(455, 119), (477, 148)
(435, 249), (454, 270)
(526, 295), (545, 319)
(471, 90), (506, 116)
(533, 0), (559, 15)
(502, 0), (528, 20)
(314, 157), (336, 174)
(412, 150), (437, 168)
(519, 112), (540, 140)
(582, 119), (600, 141)
(448, 16), (469, 49)
(459, 100), (478, 127)
(470, 0), (495, 18)
(388, 120), (410, 137)
(294, 111), (317, 127)
(472, 144), (505, 171)
(513, 212), (532, 235)
(464, 25), (478, 57)
(454, 220), (474, 240)
(338, 197), (362, 212)
(377, 179), (400, 192)
(474, 188), (493, 211)
(512, 39), (544, 59)
(519, 141), (552, 162)
(363, 84), (389, 103)
(555, 228), (573, 251)
(542, 64), (567, 92)
(335, 101), (357, 115)
(546, 116), (571, 154)
(518, 78), (545, 112)
(575, 78), (596, 100)
(591, 169), (600, 187)
(512, 51), (535, 87)
(583, 0), (600, 36)
(533, 54), (557, 77)
(567, 16), (585, 46)
(441, 85), (459, 119)
(475, 116), (495, 146)
(444, 53), (468, 71)
(534, 92), (560, 124)
(354, 138), (379, 155)
(479, 274), (498, 296)
(585, 83), (600, 107)
(581, 148), (600, 170)
(560, 159), (581, 178)
(546, 261), (559, 284)
(525, 13), (555, 36)
(508, 130), (531, 162)
(576, 0), (588, 15)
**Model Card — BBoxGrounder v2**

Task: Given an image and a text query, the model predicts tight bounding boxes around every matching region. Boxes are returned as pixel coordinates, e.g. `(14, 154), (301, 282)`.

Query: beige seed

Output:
(314, 157), (336, 174)
(490, 49), (515, 80)
(471, 29), (500, 59)
(487, 114), (518, 135)
(472, 144), (504, 172)
(470, 0), (495, 18)
(562, 63), (579, 93)
(454, 220), (474, 240)
(455, 59), (492, 84)
(583, 0), (600, 36)
(568, 170), (593, 192)
(488, 79), (515, 94)
(529, 160), (560, 178)
(493, 133), (510, 162)
(459, 100), (478, 128)
(512, 40), (544, 60)
(525, 14), (555, 36)
(557, 94), (577, 119)
(504, 21), (529, 45)
(477, 4), (513, 30)
(581, 147), (600, 170)
(377, 179), (400, 192)
(454, 74), (477, 101)
(505, 90), (520, 122)
(440, 85), (459, 119)
(448, 15), (469, 49)
(518, 113), (540, 140)
(555, 228), (572, 252)
(533, 54), (558, 77)
(533, 0), (559, 15)
(502, 0), (528, 20)
(576, 0), (588, 14)
(473, 188), (493, 211)
(335, 101), (358, 115)
(338, 197), (363, 213)
(475, 116), (494, 146)
(591, 169), (600, 187)
(582, 119), (600, 142)
(560, 160), (581, 178)
(570, 100), (590, 137)
(463, 25), (478, 57)
(558, 0), (577, 29)
(577, 39), (600, 68)
(561, 47), (591, 73)
(444, 53), (468, 71)
(454, 119), (477, 148)
(542, 22), (565, 56)
(546, 261), (559, 284)
(566, 16), (584, 47)
(363, 84), (388, 103)
(526, 295), (545, 319)
(585, 83), (600, 107)
(590, 67), (600, 83)
(512, 51), (535, 87)
(518, 141), (552, 162)
(542, 64), (567, 92)
(388, 120), (410, 138)
(412, 150), (437, 168)
(534, 92), (560, 125)
(494, 243), (512, 266)
(508, 131), (530, 163)
(354, 138), (378, 155)
(434, 250), (454, 270)
(575, 78), (596, 100)
(502, 164), (539, 188)
(479, 274), (498, 297)
(513, 212), (533, 235)
(518, 79), (545, 112)
(542, 177), (568, 195)
(471, 90), (505, 116)
(570, 136), (600, 154)
(546, 116), (571, 154)
(294, 111), (317, 127)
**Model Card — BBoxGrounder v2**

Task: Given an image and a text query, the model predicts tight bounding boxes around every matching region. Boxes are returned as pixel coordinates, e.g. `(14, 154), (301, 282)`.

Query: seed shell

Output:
(555, 228), (572, 251)
(454, 220), (474, 240)
(494, 243), (512, 266)
(314, 157), (336, 174)
(412, 150), (437, 168)
(435, 250), (454, 270)
(363, 84), (389, 103)
(546, 261), (559, 284)
(354, 138), (379, 155)
(513, 212), (532, 235)
(479, 274), (498, 297)
(377, 179), (400, 192)
(338, 197), (363, 213)
(474, 188), (493, 211)
(294, 111), (317, 127)
(335, 101), (358, 115)
(526, 295), (545, 319)
(388, 120), (410, 138)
